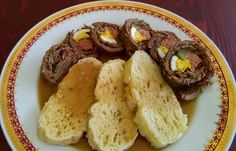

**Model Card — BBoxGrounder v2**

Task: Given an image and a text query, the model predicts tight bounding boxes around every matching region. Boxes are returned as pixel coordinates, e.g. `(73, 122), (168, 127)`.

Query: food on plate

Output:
(38, 57), (102, 145)
(88, 59), (138, 151)
(64, 26), (98, 58)
(94, 59), (126, 102)
(124, 51), (188, 148)
(88, 101), (138, 151)
(41, 43), (79, 84)
(148, 31), (181, 63)
(38, 18), (214, 150)
(90, 22), (124, 53)
(161, 40), (213, 100)
(121, 19), (154, 57)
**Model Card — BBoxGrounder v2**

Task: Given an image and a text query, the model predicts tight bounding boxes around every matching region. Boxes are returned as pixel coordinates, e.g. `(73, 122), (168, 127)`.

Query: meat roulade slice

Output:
(41, 43), (79, 84)
(148, 31), (181, 63)
(121, 19), (154, 57)
(90, 22), (124, 53)
(161, 40), (213, 100)
(64, 26), (98, 58)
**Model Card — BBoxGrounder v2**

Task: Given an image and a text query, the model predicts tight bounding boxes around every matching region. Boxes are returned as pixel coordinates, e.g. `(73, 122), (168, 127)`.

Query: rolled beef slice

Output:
(161, 40), (213, 100)
(121, 19), (154, 57)
(64, 26), (98, 58)
(90, 22), (124, 53)
(41, 43), (78, 84)
(148, 31), (181, 63)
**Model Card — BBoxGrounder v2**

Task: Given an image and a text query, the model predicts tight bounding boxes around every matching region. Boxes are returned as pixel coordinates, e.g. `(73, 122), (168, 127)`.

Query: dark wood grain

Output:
(0, 0), (235, 151)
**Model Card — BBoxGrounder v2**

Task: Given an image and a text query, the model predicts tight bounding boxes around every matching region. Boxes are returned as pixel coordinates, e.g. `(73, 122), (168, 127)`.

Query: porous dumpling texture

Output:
(88, 59), (138, 151)
(124, 51), (188, 148)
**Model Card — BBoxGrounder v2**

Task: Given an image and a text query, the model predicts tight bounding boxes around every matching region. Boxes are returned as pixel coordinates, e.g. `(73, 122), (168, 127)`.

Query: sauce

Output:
(179, 99), (197, 124)
(38, 76), (57, 110)
(71, 135), (158, 151)
(71, 136), (92, 151)
(129, 136), (158, 151)
(38, 55), (197, 150)
(55, 61), (101, 114)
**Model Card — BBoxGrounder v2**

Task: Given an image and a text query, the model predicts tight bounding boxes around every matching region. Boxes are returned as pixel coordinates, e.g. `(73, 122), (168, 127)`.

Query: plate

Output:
(0, 1), (235, 151)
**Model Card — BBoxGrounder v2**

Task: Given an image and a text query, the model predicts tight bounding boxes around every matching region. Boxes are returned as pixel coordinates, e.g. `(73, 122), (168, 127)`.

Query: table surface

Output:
(0, 0), (235, 150)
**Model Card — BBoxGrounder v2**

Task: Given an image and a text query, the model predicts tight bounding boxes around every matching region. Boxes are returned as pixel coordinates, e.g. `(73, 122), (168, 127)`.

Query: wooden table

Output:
(0, 0), (235, 150)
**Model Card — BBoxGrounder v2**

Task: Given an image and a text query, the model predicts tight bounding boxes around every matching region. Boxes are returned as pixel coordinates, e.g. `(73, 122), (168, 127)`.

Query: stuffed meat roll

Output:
(90, 22), (124, 53)
(148, 31), (180, 63)
(121, 19), (154, 57)
(41, 44), (79, 84)
(162, 40), (213, 100)
(64, 26), (98, 58)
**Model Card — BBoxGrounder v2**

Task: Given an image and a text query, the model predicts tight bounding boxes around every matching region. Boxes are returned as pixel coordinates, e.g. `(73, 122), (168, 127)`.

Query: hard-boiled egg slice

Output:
(73, 29), (91, 42)
(100, 30), (117, 44)
(157, 45), (169, 58)
(130, 26), (144, 43)
(171, 55), (191, 72)
(176, 58), (191, 72)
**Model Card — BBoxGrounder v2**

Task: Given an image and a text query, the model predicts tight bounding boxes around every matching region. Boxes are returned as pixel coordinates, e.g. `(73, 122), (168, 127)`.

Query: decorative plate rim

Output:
(0, 1), (235, 151)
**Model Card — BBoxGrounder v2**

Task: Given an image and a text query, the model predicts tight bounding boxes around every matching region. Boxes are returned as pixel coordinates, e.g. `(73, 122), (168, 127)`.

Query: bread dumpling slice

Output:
(134, 95), (188, 148)
(38, 57), (102, 145)
(88, 59), (138, 151)
(94, 59), (126, 102)
(88, 101), (138, 151)
(124, 50), (165, 111)
(124, 51), (188, 148)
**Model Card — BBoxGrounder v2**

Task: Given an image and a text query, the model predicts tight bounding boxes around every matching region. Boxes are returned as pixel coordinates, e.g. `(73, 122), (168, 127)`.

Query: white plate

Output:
(0, 1), (235, 151)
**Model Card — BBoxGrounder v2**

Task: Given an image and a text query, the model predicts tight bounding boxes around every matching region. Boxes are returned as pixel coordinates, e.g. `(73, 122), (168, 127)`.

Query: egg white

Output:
(100, 35), (117, 44)
(171, 55), (178, 71)
(130, 26), (137, 41)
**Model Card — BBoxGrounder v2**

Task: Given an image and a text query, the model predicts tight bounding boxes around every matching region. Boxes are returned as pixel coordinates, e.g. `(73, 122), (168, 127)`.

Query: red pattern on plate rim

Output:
(4, 5), (228, 151)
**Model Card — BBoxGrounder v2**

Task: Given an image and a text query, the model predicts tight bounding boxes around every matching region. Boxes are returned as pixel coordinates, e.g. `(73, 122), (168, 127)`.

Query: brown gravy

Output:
(38, 76), (57, 109)
(38, 54), (197, 151)
(55, 61), (101, 115)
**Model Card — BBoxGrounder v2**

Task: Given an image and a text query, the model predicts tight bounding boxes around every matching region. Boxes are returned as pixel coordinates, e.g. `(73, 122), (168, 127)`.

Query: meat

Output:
(90, 22), (124, 53)
(175, 85), (203, 101)
(41, 44), (80, 84)
(148, 31), (181, 63)
(188, 51), (202, 71)
(42, 27), (99, 84)
(121, 19), (154, 57)
(64, 27), (98, 58)
(138, 28), (151, 40)
(161, 40), (213, 100)
(77, 39), (94, 50)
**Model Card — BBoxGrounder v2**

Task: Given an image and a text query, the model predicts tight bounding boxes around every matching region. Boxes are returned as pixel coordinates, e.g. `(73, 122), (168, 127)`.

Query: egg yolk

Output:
(176, 58), (191, 72)
(73, 29), (90, 42)
(100, 30), (114, 40)
(157, 45), (169, 58)
(99, 29), (117, 44)
(160, 46), (169, 53)
(134, 31), (145, 43)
